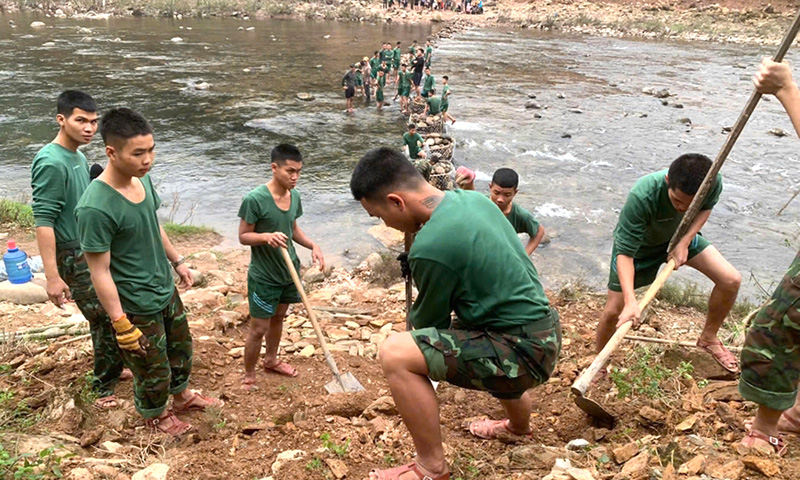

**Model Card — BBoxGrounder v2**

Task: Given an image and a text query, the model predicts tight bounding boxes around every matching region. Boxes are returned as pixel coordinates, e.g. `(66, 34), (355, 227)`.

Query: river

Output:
(2, 14), (799, 299)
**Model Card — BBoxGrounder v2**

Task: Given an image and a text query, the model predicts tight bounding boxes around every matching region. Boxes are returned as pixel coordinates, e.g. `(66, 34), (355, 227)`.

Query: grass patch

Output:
(0, 200), (34, 229)
(162, 222), (216, 240)
(367, 252), (402, 287)
(320, 432), (349, 458)
(610, 346), (693, 400)
(655, 280), (708, 313)
(0, 442), (70, 480)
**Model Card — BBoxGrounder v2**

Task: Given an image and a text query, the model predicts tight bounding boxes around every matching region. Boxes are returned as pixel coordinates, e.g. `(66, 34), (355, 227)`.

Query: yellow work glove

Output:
(112, 314), (149, 357)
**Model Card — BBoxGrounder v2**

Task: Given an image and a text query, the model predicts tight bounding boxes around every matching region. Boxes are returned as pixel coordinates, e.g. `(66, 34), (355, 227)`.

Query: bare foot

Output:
(369, 461), (449, 480)
(94, 395), (118, 409)
(119, 368), (133, 381)
(778, 409), (800, 435)
(241, 375), (257, 391)
(173, 391), (225, 413)
(146, 411), (193, 436)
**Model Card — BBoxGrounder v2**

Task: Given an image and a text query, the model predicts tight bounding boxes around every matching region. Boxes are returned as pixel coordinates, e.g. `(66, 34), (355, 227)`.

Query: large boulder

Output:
(368, 224), (403, 248)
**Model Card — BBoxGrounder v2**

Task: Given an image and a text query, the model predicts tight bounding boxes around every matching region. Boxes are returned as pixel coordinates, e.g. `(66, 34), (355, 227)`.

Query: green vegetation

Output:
(0, 443), (70, 480)
(75, 371), (99, 409)
(162, 221), (216, 239)
(320, 432), (349, 458)
(305, 457), (323, 472)
(0, 200), (34, 229)
(610, 347), (693, 400)
(0, 389), (38, 432)
(656, 280), (761, 320)
(368, 252), (402, 287)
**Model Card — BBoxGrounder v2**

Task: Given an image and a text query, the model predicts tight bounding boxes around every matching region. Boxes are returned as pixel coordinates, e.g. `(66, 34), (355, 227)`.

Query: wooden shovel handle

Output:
(571, 259), (676, 397)
(280, 247), (342, 378)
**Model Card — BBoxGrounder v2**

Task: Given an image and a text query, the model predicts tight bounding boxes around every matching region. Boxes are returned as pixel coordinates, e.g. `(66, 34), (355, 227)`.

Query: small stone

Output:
(566, 439), (590, 451)
(302, 266), (325, 283)
(661, 463), (677, 480)
(131, 463), (169, 480)
(527, 92), (537, 99)
(30, 21), (46, 27)
(333, 294), (352, 305)
(742, 456), (779, 476)
(678, 117), (692, 125)
(207, 269), (234, 286)
(525, 100), (541, 110)
(194, 82), (211, 90)
(298, 345), (315, 357)
(675, 415), (698, 432)
(638, 406), (665, 427)
(557, 93), (566, 99)
(68, 468), (93, 480)
(271, 450), (306, 474)
(363, 396), (398, 419)
(80, 426), (105, 447)
(678, 454), (706, 476)
(613, 442), (638, 464)
(769, 127), (789, 137)
(92, 465), (120, 477)
(654, 88), (671, 98)
(170, 37), (183, 42)
(706, 460), (744, 480)
(569, 108), (583, 114)
(296, 92), (315, 101)
(617, 451), (650, 480)
(671, 103), (684, 109)
(325, 458), (348, 479)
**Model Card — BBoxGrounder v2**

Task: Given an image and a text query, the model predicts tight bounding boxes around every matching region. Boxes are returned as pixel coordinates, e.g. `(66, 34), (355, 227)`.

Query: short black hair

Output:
(667, 153), (713, 195)
(396, 41), (401, 45)
(491, 168), (519, 189)
(57, 90), (97, 118)
(407, 123), (416, 131)
(442, 75), (449, 80)
(413, 39), (418, 43)
(271, 143), (303, 165)
(374, 50), (379, 55)
(350, 148), (425, 201)
(429, 88), (436, 95)
(99, 108), (152, 146)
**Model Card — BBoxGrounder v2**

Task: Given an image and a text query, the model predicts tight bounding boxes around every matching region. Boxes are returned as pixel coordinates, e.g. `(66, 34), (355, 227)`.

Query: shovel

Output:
(280, 247), (365, 394)
(571, 259), (675, 427)
(571, 7), (800, 424)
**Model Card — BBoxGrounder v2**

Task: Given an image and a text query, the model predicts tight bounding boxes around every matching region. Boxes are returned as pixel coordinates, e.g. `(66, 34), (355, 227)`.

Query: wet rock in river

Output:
(30, 21), (46, 28)
(525, 100), (541, 110)
(769, 127), (789, 137)
(296, 92), (315, 101)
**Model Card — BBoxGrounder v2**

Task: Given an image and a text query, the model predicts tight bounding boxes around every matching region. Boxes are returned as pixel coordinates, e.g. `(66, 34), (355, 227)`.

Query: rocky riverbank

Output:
(2, 0), (799, 45)
(1, 222), (798, 480)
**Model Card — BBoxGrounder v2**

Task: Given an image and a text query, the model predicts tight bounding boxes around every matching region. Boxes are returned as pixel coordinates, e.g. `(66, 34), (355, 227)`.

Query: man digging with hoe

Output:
(350, 148), (561, 480)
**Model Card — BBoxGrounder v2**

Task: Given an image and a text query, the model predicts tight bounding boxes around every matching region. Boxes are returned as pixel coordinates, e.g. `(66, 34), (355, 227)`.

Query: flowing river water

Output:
(2, 14), (799, 299)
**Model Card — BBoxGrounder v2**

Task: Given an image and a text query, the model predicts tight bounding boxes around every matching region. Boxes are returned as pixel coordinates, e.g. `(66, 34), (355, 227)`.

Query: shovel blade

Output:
(324, 372), (365, 394)
(574, 395), (616, 428)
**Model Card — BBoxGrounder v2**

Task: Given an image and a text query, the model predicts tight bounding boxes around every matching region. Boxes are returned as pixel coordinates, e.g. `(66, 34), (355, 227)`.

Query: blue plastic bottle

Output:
(3, 239), (32, 284)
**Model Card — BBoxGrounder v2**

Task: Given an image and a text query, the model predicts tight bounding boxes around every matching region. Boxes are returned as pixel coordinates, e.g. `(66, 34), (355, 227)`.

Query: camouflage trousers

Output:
(410, 308), (561, 399)
(124, 289), (193, 418)
(57, 247), (125, 398)
(740, 250), (800, 411)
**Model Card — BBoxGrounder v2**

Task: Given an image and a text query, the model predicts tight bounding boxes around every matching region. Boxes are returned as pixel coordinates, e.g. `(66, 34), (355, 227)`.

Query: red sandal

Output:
(742, 429), (787, 457)
(145, 411), (194, 436)
(468, 418), (532, 440)
(369, 462), (450, 480)
(696, 339), (739, 374)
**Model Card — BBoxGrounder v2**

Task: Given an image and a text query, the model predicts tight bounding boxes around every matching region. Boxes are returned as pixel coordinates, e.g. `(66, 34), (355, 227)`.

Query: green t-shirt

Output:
(380, 49), (392, 64)
(423, 74), (435, 93)
(393, 47), (402, 62)
(399, 71), (412, 88)
(377, 75), (386, 91)
(425, 46), (433, 63)
(30, 143), (91, 248)
(613, 169), (723, 258)
(403, 132), (424, 159)
(409, 45), (418, 55)
(238, 185), (303, 286)
(369, 57), (380, 76)
(409, 190), (551, 330)
(426, 96), (442, 115)
(506, 202), (540, 237)
(442, 84), (450, 107)
(76, 175), (173, 315)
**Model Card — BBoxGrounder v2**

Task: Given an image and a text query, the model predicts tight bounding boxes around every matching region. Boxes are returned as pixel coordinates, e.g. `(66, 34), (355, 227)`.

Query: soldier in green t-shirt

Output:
(396, 64), (413, 114)
(421, 67), (435, 98)
(31, 91), (132, 410)
(402, 124), (426, 160)
(77, 108), (223, 436)
(376, 69), (386, 111)
(599, 154), (741, 374)
(488, 168), (546, 257)
(423, 90), (443, 116)
(369, 51), (381, 80)
(392, 41), (402, 78)
(350, 148), (560, 480)
(442, 75), (456, 125)
(424, 40), (433, 67)
(238, 144), (325, 391)
(409, 40), (419, 56)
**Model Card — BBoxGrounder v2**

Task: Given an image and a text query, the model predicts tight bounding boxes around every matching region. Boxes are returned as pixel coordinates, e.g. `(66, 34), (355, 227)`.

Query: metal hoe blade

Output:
(574, 395), (616, 428)
(324, 372), (365, 394)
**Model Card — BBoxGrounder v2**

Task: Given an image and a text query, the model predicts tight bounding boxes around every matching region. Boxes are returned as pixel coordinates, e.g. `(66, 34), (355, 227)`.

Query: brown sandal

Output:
(468, 419), (532, 440)
(262, 360), (298, 378)
(173, 391), (225, 413)
(94, 395), (118, 410)
(696, 339), (739, 374)
(145, 411), (193, 436)
(370, 462), (450, 480)
(742, 429), (787, 457)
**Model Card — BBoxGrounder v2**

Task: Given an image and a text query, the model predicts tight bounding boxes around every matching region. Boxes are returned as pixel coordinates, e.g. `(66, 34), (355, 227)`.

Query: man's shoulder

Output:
(76, 181), (110, 211)
(243, 185), (269, 203)
(511, 202), (533, 218)
(32, 143), (66, 168)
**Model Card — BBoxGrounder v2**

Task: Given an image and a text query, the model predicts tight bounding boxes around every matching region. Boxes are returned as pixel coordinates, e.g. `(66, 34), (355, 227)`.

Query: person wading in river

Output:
(350, 148), (561, 480)
(31, 90), (133, 410)
(362, 58), (372, 104)
(342, 64), (358, 113)
(238, 144), (325, 391)
(489, 168), (546, 258)
(597, 154), (742, 374)
(739, 58), (800, 455)
(441, 75), (456, 125)
(376, 69), (387, 111)
(392, 41), (402, 83)
(397, 63), (413, 114)
(411, 49), (426, 98)
(76, 108), (223, 435)
(421, 66), (435, 98)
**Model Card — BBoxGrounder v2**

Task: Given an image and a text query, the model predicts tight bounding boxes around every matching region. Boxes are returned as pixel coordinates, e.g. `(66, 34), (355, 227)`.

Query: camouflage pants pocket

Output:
(739, 251), (800, 411)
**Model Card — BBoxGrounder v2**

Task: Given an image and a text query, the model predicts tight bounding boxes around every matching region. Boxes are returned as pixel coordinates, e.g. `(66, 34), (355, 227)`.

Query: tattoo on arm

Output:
(421, 195), (442, 210)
